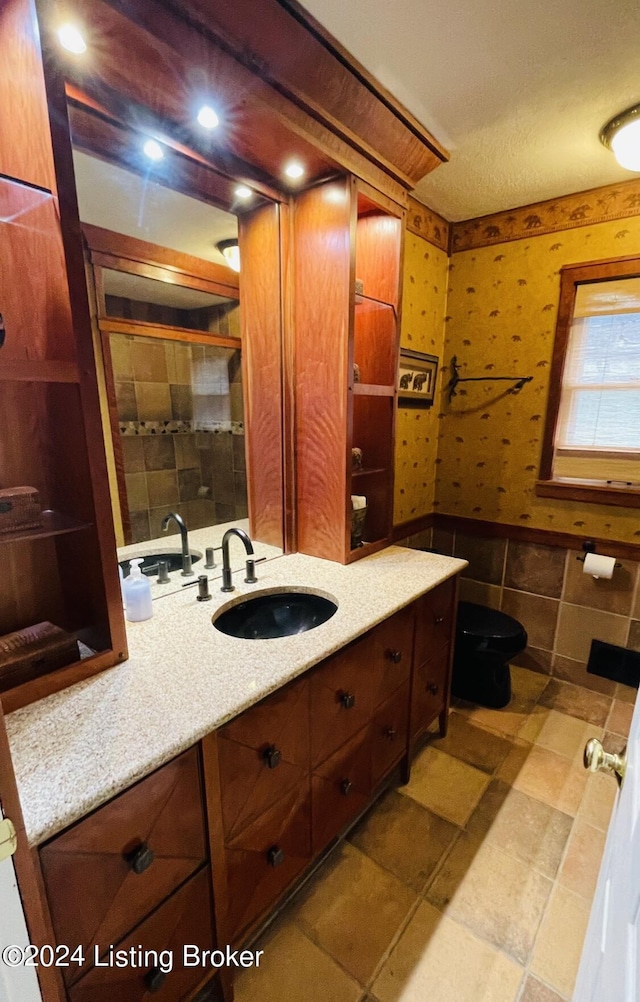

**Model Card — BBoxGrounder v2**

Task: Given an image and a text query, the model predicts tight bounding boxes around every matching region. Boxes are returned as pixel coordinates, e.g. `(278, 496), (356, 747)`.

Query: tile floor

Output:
(234, 666), (635, 1002)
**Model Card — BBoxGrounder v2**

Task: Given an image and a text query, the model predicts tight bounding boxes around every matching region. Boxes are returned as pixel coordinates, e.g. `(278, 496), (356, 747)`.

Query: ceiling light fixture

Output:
(284, 161), (305, 180)
(216, 238), (240, 273)
(197, 105), (220, 130)
(234, 185), (253, 201)
(57, 23), (87, 54)
(600, 105), (640, 172)
(143, 139), (164, 162)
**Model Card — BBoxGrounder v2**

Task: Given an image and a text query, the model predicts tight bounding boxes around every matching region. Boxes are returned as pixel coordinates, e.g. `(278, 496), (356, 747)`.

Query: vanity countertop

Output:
(6, 546), (466, 846)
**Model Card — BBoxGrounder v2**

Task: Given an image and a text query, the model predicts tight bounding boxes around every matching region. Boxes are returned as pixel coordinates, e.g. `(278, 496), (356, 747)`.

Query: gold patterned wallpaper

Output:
(435, 215), (640, 542)
(393, 231), (448, 524)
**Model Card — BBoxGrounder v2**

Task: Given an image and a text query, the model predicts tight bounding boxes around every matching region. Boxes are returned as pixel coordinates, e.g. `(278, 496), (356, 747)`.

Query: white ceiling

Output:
(301, 0), (640, 220)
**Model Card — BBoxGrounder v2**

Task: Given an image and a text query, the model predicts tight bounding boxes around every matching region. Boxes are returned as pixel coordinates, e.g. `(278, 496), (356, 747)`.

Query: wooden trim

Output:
(100, 330), (132, 545)
(433, 513), (640, 561)
(98, 317), (242, 350)
(535, 479), (640, 509)
(280, 199), (297, 555)
(1, 648), (126, 714)
(83, 224), (240, 295)
(406, 196), (450, 253)
(451, 176), (640, 253)
(391, 512), (435, 541)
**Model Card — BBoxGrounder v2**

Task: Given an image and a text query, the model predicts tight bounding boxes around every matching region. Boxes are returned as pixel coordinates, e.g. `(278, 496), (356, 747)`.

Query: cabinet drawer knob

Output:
(267, 845), (285, 867)
(434, 616), (444, 625)
(263, 744), (282, 769)
(385, 727), (397, 741)
(126, 841), (154, 875)
(427, 682), (439, 696)
(145, 967), (167, 993)
(340, 778), (353, 796)
(386, 649), (402, 664)
(340, 691), (356, 709)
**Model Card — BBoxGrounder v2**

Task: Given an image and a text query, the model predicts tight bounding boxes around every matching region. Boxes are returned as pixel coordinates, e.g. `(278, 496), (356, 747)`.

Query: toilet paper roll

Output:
(583, 552), (616, 580)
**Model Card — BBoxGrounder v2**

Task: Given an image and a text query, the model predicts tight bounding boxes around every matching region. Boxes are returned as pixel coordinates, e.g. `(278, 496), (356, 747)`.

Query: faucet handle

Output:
(205, 546), (223, 570)
(244, 557), (267, 584)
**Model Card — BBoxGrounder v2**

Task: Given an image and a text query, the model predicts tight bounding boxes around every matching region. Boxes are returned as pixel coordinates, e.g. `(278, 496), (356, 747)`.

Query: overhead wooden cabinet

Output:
(294, 178), (404, 563)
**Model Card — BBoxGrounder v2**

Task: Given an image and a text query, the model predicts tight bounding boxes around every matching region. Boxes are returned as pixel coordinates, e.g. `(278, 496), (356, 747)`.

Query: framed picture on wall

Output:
(398, 349), (439, 404)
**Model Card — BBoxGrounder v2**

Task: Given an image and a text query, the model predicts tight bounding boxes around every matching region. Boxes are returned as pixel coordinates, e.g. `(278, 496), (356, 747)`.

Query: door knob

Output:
(583, 737), (626, 786)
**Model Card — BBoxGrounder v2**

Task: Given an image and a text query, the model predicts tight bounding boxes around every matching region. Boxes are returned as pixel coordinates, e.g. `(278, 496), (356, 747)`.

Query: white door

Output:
(0, 804), (42, 1002)
(574, 692), (640, 1001)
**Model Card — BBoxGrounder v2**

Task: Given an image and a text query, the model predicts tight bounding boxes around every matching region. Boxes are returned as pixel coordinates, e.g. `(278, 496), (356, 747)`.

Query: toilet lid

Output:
(456, 601), (525, 641)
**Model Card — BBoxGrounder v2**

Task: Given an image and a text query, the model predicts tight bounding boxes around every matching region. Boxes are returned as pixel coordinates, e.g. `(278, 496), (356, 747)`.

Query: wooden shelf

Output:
(352, 466), (387, 478)
(0, 360), (80, 383)
(352, 383), (395, 397)
(0, 510), (92, 545)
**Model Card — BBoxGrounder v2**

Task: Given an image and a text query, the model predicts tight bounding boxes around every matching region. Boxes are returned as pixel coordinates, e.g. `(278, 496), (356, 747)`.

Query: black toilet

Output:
(452, 602), (528, 709)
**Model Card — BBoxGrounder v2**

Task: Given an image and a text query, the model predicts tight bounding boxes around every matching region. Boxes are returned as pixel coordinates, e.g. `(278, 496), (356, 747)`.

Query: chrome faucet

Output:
(161, 512), (194, 576)
(221, 527), (254, 592)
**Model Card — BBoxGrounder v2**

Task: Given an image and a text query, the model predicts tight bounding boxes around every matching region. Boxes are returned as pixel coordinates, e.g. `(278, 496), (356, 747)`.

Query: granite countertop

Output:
(6, 546), (466, 846)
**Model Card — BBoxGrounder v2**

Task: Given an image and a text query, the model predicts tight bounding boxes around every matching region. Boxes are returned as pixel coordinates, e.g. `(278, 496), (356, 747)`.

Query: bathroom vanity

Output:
(5, 547), (465, 1001)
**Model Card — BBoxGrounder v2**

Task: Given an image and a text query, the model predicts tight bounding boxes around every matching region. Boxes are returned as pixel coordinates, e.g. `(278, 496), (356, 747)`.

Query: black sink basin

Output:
(213, 590), (338, 640)
(119, 551), (201, 577)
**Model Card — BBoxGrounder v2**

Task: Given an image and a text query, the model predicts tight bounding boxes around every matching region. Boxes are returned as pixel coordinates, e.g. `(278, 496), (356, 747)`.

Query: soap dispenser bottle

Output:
(123, 558), (153, 622)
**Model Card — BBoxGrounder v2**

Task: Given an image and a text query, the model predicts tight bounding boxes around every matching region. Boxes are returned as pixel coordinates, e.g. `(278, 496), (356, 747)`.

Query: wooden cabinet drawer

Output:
(218, 677), (309, 839)
(365, 605), (414, 709)
(310, 637), (373, 767)
(312, 726), (371, 854)
(371, 680), (409, 789)
(40, 747), (207, 983)
(224, 783), (312, 941)
(410, 646), (450, 742)
(413, 579), (456, 666)
(68, 866), (214, 1002)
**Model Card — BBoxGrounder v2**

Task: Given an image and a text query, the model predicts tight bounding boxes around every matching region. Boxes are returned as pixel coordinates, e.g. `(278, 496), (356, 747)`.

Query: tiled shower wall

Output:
(112, 333), (247, 543)
(400, 525), (640, 698)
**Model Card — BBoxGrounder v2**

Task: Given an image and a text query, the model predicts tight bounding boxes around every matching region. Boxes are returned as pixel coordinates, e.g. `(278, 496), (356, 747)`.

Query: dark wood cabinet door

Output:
(413, 578), (456, 666)
(40, 748), (207, 984)
(371, 679), (409, 788)
(310, 637), (373, 767)
(410, 646), (450, 743)
(224, 784), (312, 941)
(365, 605), (414, 709)
(68, 866), (214, 1002)
(218, 677), (309, 839)
(311, 726), (371, 854)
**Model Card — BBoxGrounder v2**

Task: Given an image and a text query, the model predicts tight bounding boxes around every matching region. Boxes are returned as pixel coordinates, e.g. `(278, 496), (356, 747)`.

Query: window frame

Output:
(536, 253), (640, 509)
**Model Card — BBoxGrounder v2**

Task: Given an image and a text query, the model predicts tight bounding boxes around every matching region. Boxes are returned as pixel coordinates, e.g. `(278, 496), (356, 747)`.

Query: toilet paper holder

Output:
(576, 541), (622, 569)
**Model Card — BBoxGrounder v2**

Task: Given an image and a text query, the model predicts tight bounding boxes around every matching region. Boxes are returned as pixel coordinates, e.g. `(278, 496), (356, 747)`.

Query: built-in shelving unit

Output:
(294, 177), (403, 563)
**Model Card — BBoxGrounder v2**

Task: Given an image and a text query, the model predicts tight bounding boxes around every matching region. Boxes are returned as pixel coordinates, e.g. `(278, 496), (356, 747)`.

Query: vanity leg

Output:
(400, 753), (411, 785)
(438, 708), (449, 737)
(218, 969), (234, 1002)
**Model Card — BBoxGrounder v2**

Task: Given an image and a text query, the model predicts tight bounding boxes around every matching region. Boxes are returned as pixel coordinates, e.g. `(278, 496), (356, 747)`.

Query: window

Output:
(537, 257), (640, 508)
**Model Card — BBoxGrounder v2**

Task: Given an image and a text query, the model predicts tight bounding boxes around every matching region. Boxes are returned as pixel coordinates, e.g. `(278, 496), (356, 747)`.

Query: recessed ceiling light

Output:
(143, 139), (164, 162)
(197, 105), (220, 130)
(57, 24), (86, 54)
(284, 162), (305, 180)
(601, 105), (640, 172)
(234, 185), (253, 200)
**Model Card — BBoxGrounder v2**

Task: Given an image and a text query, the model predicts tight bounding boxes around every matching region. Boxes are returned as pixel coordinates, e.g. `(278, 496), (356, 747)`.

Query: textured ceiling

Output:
(301, 0), (640, 220)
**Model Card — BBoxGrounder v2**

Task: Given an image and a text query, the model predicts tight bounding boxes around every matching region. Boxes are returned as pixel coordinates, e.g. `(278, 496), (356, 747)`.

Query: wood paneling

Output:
(294, 178), (352, 562)
(40, 748), (207, 985)
(67, 866), (214, 1002)
(0, 0), (55, 190)
(355, 211), (403, 308)
(239, 201), (285, 548)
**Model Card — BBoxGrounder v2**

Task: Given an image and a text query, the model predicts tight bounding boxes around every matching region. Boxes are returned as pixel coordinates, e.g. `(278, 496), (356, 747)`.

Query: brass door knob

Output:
(583, 737), (626, 785)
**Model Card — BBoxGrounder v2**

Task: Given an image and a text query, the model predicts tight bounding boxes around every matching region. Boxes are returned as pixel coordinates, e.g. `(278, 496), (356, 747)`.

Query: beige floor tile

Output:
(400, 747), (489, 825)
(530, 709), (604, 766)
(234, 920), (361, 1002)
(518, 705), (552, 744)
(507, 745), (587, 816)
(425, 835), (552, 964)
(372, 901), (523, 1002)
(538, 680), (611, 726)
(429, 712), (513, 773)
(519, 974), (568, 1002)
(578, 770), (618, 831)
(530, 885), (591, 998)
(558, 817), (606, 900)
(454, 701), (529, 738)
(510, 665), (550, 705)
(466, 781), (572, 878)
(290, 843), (417, 985)
(615, 682), (637, 704)
(496, 737), (536, 785)
(348, 790), (459, 892)
(607, 697), (634, 737)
